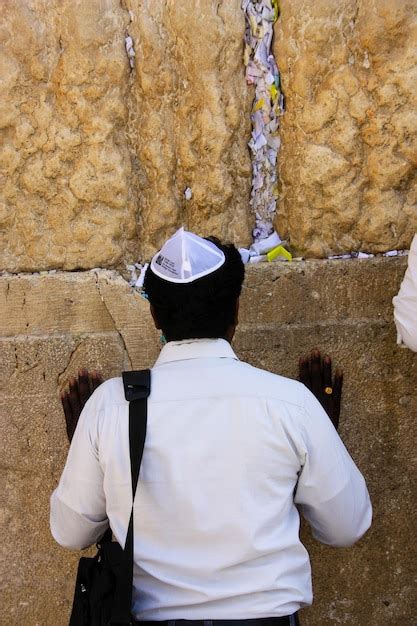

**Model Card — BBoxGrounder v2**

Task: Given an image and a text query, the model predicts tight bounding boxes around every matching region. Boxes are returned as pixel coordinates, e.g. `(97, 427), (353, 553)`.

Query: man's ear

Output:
(150, 304), (161, 330)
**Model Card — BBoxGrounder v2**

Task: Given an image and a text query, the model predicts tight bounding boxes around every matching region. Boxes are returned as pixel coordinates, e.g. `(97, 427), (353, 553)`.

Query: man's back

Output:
(51, 339), (371, 621)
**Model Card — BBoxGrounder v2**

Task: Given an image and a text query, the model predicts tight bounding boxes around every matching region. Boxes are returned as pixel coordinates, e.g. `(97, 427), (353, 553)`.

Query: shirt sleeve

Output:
(294, 387), (372, 547)
(393, 234), (417, 352)
(50, 392), (109, 550)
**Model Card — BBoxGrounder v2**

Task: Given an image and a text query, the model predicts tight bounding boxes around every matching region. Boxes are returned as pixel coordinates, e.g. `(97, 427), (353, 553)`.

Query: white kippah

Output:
(150, 228), (226, 283)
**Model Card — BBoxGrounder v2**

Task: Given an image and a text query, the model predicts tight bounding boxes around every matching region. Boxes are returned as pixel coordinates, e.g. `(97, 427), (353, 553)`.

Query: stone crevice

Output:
(56, 339), (85, 389)
(94, 270), (134, 369)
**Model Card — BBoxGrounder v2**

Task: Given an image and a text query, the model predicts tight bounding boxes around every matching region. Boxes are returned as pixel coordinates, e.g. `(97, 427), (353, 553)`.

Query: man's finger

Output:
(333, 368), (344, 401)
(78, 369), (91, 407)
(310, 349), (323, 397)
(298, 356), (311, 388)
(61, 391), (73, 422)
(91, 371), (103, 392)
(69, 377), (82, 420)
(61, 391), (77, 442)
(323, 356), (333, 391)
(332, 368), (343, 430)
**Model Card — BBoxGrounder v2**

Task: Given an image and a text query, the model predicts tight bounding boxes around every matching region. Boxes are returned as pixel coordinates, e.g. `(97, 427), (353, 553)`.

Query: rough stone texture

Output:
(0, 0), (140, 272)
(0, 0), (252, 273)
(274, 0), (417, 257)
(1, 259), (416, 625)
(0, 270), (160, 625)
(124, 0), (252, 259)
(2, 0), (416, 269)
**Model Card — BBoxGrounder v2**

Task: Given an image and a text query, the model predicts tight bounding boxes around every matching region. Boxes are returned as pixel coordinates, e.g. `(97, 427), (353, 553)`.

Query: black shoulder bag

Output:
(69, 369), (151, 626)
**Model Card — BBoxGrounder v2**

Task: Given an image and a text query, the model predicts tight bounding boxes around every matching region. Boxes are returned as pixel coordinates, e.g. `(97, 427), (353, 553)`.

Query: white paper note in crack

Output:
(242, 0), (284, 243)
(125, 36), (135, 68)
(250, 230), (282, 256)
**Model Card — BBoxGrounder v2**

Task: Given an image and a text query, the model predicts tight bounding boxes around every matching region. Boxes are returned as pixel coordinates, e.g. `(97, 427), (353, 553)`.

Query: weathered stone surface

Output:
(2, 0), (416, 270)
(0, 271), (160, 623)
(1, 259), (416, 625)
(124, 0), (252, 258)
(0, 0), (136, 272)
(274, 0), (417, 256)
(0, 0), (253, 273)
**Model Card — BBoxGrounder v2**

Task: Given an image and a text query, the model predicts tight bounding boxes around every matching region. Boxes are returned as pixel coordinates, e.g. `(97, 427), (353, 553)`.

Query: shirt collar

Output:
(153, 338), (239, 367)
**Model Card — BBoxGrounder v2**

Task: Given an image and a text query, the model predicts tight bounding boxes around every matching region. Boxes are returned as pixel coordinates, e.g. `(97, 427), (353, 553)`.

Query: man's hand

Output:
(298, 349), (343, 430)
(61, 369), (103, 443)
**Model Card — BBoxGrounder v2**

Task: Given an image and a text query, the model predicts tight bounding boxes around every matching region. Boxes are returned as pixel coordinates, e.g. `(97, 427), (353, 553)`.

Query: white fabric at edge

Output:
(393, 234), (417, 351)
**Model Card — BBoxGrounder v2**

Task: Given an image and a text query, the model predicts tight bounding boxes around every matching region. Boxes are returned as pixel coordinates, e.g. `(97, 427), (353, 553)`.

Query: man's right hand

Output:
(61, 369), (103, 443)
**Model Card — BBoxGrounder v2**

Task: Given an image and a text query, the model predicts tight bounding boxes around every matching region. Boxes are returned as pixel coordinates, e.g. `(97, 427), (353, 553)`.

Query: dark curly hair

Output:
(143, 237), (245, 341)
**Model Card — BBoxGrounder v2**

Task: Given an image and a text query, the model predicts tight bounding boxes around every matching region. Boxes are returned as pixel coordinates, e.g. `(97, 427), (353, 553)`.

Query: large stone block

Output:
(1, 258), (416, 625)
(0, 0), (138, 272)
(124, 0), (252, 258)
(0, 0), (253, 273)
(274, 0), (417, 256)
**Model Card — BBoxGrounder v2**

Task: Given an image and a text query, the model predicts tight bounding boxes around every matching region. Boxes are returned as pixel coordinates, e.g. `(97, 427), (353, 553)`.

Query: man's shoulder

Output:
(235, 360), (306, 408)
(87, 376), (126, 409)
(88, 366), (306, 411)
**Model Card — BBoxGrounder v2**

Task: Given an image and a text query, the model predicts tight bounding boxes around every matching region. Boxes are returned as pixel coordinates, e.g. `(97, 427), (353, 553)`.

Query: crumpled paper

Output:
(125, 35), (135, 69)
(184, 187), (192, 200)
(127, 262), (148, 290)
(239, 230), (292, 264)
(242, 0), (283, 242)
(328, 250), (408, 260)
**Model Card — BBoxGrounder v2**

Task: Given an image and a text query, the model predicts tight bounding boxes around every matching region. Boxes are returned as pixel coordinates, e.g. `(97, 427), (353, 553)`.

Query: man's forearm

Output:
(50, 489), (109, 551)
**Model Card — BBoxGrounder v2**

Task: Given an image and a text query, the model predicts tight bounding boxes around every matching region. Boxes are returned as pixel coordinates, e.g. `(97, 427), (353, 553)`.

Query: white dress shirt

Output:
(393, 234), (417, 351)
(51, 339), (371, 620)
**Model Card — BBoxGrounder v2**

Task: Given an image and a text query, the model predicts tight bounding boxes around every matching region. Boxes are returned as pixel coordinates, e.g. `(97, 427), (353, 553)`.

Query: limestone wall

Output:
(1, 260), (416, 625)
(274, 0), (417, 256)
(1, 4), (417, 623)
(1, 0), (416, 272)
(124, 0), (253, 259)
(0, 0), (252, 272)
(0, 0), (137, 272)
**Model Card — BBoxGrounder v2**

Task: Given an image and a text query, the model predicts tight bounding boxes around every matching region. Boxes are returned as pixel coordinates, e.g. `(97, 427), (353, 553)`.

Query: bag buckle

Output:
(122, 370), (151, 401)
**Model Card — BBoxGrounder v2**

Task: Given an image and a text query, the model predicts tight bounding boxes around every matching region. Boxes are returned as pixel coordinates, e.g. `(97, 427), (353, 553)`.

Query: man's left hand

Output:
(298, 349), (343, 430)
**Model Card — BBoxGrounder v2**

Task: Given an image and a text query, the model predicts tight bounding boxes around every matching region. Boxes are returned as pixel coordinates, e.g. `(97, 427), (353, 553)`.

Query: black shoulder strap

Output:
(110, 369), (151, 625)
(124, 370), (151, 497)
